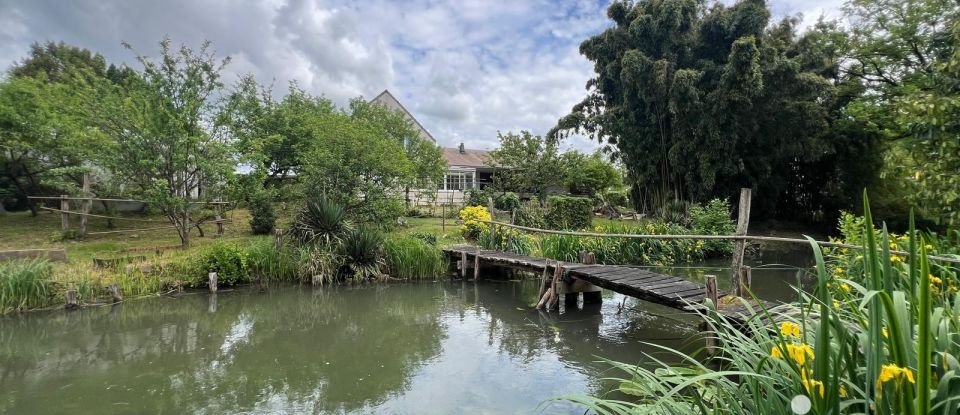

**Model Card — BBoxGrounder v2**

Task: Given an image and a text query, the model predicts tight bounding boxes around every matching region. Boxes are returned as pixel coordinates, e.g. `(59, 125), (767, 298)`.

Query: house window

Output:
(439, 171), (474, 191)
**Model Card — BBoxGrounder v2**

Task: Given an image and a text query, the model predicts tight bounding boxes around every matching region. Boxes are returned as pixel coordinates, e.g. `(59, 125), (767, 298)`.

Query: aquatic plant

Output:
(478, 227), (536, 256)
(384, 236), (447, 280)
(555, 197), (960, 415)
(0, 259), (53, 312)
(245, 237), (303, 282)
(300, 245), (342, 285)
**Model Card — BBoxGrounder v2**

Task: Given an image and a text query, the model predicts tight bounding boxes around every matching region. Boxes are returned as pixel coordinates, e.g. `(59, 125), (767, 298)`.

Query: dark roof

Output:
(442, 147), (491, 168)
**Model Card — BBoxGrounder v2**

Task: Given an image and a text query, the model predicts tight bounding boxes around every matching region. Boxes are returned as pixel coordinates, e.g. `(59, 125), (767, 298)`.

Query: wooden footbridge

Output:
(442, 245), (776, 324)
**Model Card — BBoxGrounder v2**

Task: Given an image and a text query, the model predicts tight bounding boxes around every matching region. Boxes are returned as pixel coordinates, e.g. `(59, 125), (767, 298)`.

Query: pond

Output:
(0, 248), (812, 414)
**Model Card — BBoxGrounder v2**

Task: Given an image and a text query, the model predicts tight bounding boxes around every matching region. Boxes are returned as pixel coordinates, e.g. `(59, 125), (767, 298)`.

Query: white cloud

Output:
(1, 0), (844, 153)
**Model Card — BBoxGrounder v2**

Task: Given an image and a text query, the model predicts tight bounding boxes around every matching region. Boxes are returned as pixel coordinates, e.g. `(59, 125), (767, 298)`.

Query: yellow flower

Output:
(839, 384), (848, 398)
(837, 283), (852, 295)
(800, 370), (825, 397)
(925, 244), (934, 251)
(882, 327), (888, 338)
(855, 255), (864, 261)
(891, 255), (903, 264)
(878, 364), (915, 389)
(929, 275), (942, 285)
(834, 267), (845, 276)
(780, 322), (802, 338)
(773, 343), (815, 366)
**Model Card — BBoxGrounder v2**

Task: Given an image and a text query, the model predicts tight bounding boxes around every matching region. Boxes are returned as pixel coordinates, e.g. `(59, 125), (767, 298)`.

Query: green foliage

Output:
(248, 191), (276, 235)
(494, 192), (521, 211)
(513, 197), (547, 229)
(300, 245), (342, 286)
(341, 226), (385, 281)
(540, 222), (705, 266)
(0, 259), (53, 312)
(464, 188), (493, 208)
(602, 189), (629, 209)
(551, 0), (882, 223)
(383, 236), (447, 280)
(564, 151), (622, 196)
(544, 196), (593, 230)
(488, 131), (565, 199)
(291, 194), (353, 245)
(78, 39), (234, 248)
(458, 205), (492, 239)
(197, 241), (249, 286)
(689, 199), (736, 256)
(478, 227), (536, 256)
(559, 199), (960, 415)
(245, 237), (304, 283)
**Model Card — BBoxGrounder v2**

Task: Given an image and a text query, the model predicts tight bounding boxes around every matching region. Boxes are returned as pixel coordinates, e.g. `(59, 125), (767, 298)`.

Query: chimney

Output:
(458, 142), (465, 154)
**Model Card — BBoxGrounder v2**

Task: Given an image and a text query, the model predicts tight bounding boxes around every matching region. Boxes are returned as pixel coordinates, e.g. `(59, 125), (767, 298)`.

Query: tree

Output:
(488, 131), (565, 201)
(300, 109), (414, 221)
(843, 0), (960, 225)
(563, 150), (622, 197)
(551, 0), (878, 223)
(1, 42), (119, 214)
(82, 39), (233, 247)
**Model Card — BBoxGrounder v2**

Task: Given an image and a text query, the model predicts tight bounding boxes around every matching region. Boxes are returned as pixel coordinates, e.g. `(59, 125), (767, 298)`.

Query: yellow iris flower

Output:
(878, 364), (915, 389)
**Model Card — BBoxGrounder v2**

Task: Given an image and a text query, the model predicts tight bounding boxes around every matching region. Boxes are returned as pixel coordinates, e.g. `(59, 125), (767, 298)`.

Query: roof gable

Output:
(369, 89), (436, 143)
(442, 147), (491, 168)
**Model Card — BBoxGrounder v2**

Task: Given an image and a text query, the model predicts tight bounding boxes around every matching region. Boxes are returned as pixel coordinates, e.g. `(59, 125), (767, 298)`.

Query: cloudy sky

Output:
(0, 0), (842, 151)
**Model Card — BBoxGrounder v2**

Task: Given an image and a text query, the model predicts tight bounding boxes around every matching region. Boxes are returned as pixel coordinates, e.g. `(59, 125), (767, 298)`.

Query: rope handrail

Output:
(39, 207), (231, 224)
(28, 196), (230, 204)
(483, 220), (960, 264)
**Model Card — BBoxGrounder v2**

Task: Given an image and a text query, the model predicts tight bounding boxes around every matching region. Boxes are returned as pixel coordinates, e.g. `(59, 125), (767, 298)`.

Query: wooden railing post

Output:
(473, 253), (480, 280)
(79, 173), (91, 237)
(730, 188), (752, 296)
(60, 195), (70, 232)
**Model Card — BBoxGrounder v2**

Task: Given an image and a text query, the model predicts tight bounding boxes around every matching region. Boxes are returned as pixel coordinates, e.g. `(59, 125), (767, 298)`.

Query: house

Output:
(370, 90), (495, 206)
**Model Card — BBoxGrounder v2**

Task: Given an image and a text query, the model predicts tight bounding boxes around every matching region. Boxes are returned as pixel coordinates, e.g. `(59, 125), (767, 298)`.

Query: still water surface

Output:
(0, 251), (811, 414)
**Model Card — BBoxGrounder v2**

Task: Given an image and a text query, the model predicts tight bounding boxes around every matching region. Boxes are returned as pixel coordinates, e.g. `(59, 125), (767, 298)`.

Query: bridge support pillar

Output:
(582, 290), (602, 304)
(564, 293), (579, 309)
(560, 278), (602, 307)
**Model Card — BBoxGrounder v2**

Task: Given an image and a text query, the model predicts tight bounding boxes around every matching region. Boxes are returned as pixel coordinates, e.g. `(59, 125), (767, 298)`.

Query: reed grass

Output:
(0, 259), (53, 312)
(384, 236), (447, 280)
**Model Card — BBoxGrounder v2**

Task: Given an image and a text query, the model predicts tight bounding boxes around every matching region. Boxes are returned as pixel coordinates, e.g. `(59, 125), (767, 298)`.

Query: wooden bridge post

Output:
(738, 266), (752, 298)
(460, 251), (467, 278)
(580, 251), (603, 305)
(731, 188), (752, 297)
(473, 253), (480, 280)
(702, 274), (719, 355)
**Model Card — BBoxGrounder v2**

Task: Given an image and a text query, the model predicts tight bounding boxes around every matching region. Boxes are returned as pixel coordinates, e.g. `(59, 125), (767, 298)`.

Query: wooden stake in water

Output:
(208, 272), (218, 293)
(738, 266), (752, 298)
(730, 188), (752, 296)
(108, 283), (122, 303)
(65, 289), (79, 310)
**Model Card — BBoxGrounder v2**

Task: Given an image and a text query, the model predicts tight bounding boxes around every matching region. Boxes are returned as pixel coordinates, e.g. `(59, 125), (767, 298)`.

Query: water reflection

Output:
(1, 281), (706, 414)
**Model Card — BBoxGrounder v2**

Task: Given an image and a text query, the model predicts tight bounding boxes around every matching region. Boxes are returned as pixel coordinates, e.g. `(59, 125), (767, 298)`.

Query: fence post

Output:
(473, 253), (480, 280)
(274, 228), (283, 251)
(702, 274), (719, 356)
(460, 251), (467, 278)
(208, 272), (218, 293)
(704, 274), (718, 308)
(60, 195), (70, 232)
(79, 173), (91, 237)
(730, 188), (752, 296)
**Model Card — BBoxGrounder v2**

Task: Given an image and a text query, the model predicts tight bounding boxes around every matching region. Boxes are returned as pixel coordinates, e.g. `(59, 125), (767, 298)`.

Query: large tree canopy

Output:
(551, 0), (881, 223)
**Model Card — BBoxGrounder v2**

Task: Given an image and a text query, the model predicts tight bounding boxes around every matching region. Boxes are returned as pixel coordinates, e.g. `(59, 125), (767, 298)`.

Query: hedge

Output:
(545, 195), (593, 230)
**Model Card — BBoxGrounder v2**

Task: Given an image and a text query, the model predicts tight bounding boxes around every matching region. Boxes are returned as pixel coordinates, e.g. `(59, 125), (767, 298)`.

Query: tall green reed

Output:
(0, 259), (53, 312)
(383, 236), (447, 280)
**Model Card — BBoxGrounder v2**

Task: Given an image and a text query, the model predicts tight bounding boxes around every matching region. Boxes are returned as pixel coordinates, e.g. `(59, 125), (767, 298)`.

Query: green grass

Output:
(0, 259), (54, 312)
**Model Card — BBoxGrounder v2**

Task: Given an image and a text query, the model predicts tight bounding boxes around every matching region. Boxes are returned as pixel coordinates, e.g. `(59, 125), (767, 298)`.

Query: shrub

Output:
(459, 205), (492, 239)
(514, 197), (547, 229)
(495, 192), (521, 211)
(198, 241), (249, 286)
(384, 236), (446, 279)
(544, 195), (593, 230)
(478, 226), (536, 255)
(341, 226), (385, 280)
(465, 188), (493, 207)
(300, 245), (342, 286)
(248, 191), (277, 235)
(291, 194), (353, 245)
(689, 198), (735, 256)
(603, 189), (629, 208)
(0, 259), (53, 312)
(410, 232), (438, 246)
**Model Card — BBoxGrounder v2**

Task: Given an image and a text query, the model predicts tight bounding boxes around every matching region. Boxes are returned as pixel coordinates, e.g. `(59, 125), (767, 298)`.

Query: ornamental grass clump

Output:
(554, 194), (960, 415)
(0, 259), (53, 313)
